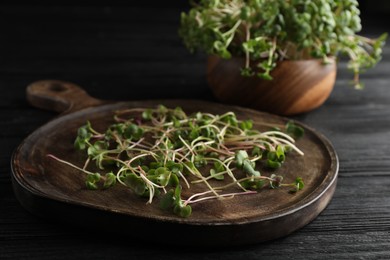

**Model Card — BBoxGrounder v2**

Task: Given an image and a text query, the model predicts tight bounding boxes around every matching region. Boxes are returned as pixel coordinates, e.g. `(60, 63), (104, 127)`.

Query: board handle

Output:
(26, 80), (103, 114)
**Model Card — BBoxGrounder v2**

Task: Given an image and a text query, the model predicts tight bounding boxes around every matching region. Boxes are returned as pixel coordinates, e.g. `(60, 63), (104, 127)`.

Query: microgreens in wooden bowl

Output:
(179, 0), (387, 89)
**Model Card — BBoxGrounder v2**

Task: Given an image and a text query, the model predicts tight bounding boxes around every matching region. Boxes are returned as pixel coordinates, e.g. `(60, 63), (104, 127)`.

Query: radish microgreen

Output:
(49, 106), (305, 218)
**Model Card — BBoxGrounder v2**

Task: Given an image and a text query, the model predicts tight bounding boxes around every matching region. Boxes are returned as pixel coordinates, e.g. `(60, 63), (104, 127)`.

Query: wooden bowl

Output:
(207, 55), (337, 115)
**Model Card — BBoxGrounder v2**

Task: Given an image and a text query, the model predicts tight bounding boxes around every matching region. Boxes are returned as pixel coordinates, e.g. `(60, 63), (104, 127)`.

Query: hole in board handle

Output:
(49, 83), (67, 92)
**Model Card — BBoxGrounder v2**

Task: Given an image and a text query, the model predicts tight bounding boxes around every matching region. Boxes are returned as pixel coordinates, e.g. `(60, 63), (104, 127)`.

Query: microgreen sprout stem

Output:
(48, 105), (305, 217)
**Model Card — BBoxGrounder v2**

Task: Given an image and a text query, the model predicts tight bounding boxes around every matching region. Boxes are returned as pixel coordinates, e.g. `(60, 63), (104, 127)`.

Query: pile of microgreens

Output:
(48, 105), (305, 218)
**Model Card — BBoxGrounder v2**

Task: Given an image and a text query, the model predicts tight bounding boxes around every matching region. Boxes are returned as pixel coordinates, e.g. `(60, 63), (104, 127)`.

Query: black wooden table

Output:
(1, 3), (389, 259)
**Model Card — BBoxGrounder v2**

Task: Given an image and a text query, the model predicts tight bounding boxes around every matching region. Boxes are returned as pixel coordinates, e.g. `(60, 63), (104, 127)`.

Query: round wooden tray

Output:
(11, 80), (339, 246)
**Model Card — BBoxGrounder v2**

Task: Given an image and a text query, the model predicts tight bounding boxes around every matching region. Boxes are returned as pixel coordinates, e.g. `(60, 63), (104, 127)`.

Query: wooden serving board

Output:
(11, 80), (339, 246)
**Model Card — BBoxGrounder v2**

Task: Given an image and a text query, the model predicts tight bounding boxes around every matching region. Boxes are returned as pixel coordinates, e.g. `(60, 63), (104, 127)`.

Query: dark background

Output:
(1, 1), (390, 259)
(0, 1), (210, 101)
(0, 0), (388, 98)
(0, 1), (388, 98)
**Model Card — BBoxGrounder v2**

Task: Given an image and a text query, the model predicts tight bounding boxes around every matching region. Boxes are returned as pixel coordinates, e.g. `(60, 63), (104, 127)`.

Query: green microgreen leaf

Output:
(160, 189), (175, 210)
(235, 150), (260, 177)
(150, 161), (163, 169)
(189, 128), (200, 140)
(251, 146), (263, 157)
(103, 172), (116, 189)
(87, 173), (101, 183)
(74, 123), (93, 150)
(289, 177), (305, 193)
(176, 204), (192, 218)
(169, 173), (180, 186)
(194, 154), (207, 168)
(286, 121), (304, 139)
(156, 169), (171, 186)
(266, 160), (282, 169)
(210, 168), (224, 180)
(240, 179), (265, 190)
(276, 145), (285, 162)
(183, 161), (196, 175)
(214, 161), (224, 172)
(85, 173), (101, 190)
(86, 181), (98, 190)
(174, 185), (182, 200)
(235, 150), (248, 168)
(242, 160), (260, 177)
(158, 105), (168, 115)
(173, 107), (187, 119)
(142, 109), (153, 120)
(239, 120), (253, 131)
(123, 173), (147, 196)
(124, 123), (144, 140)
(166, 161), (183, 174)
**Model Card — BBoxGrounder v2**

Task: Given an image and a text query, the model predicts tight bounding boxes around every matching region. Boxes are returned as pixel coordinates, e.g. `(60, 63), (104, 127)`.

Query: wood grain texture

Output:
(1, 2), (390, 259)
